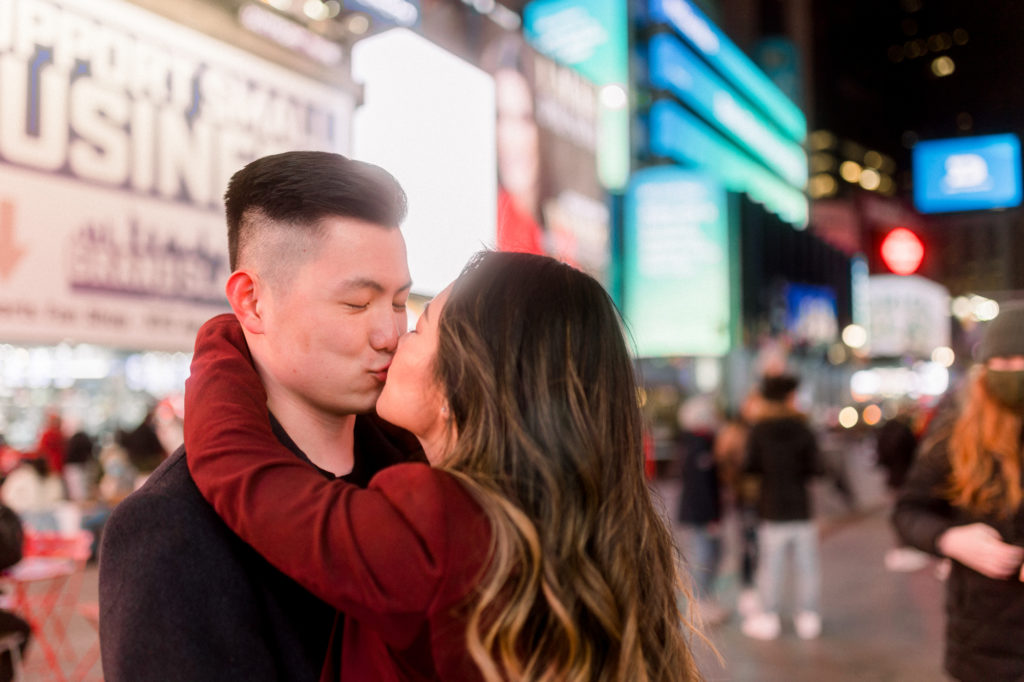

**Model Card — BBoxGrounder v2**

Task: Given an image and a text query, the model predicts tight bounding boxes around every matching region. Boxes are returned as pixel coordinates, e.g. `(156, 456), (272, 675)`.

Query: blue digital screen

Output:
(647, 32), (806, 188)
(648, 99), (808, 227)
(913, 134), (1022, 213)
(785, 284), (837, 345)
(523, 0), (628, 85)
(646, 0), (805, 143)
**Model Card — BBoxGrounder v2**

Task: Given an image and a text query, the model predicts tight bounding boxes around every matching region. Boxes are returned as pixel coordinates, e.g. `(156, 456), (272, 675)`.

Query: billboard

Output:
(352, 29), (496, 297)
(648, 99), (807, 226)
(0, 0), (354, 350)
(913, 133), (1022, 213)
(523, 0), (628, 86)
(624, 167), (731, 357)
(648, 32), (806, 188)
(867, 275), (950, 358)
(479, 33), (610, 287)
(647, 0), (805, 143)
(522, 0), (630, 190)
(785, 283), (838, 346)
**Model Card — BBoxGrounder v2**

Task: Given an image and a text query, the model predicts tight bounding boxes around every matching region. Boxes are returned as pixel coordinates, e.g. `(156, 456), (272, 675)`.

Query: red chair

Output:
(70, 601), (101, 681)
(2, 529), (93, 681)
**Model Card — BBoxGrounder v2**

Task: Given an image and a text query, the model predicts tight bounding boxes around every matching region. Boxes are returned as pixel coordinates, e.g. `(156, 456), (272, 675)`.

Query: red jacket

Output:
(184, 315), (491, 681)
(36, 427), (65, 474)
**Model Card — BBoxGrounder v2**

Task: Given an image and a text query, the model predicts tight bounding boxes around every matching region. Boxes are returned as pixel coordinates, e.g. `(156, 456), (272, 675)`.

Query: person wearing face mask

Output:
(893, 300), (1024, 682)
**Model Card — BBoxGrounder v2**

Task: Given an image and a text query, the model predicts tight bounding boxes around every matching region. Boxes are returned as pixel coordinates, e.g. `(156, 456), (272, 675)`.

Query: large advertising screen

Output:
(912, 133), (1022, 213)
(523, 0), (630, 190)
(868, 275), (950, 357)
(0, 0), (354, 350)
(479, 32), (610, 288)
(647, 0), (805, 144)
(648, 99), (807, 226)
(352, 29), (496, 297)
(647, 32), (806, 189)
(624, 167), (732, 357)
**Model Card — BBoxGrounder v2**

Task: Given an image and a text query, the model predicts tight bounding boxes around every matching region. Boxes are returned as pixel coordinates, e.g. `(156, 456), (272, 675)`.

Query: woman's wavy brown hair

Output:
(948, 367), (1023, 516)
(434, 251), (698, 681)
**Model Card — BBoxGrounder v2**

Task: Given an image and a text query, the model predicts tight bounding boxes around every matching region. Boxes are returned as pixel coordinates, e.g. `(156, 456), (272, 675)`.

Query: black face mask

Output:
(985, 370), (1024, 411)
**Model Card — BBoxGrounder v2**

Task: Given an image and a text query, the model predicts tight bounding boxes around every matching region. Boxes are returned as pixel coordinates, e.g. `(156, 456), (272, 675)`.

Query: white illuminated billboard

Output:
(0, 0), (354, 350)
(352, 29), (497, 296)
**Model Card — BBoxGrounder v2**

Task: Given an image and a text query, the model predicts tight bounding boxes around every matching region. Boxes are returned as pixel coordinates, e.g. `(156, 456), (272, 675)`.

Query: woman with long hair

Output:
(894, 301), (1024, 682)
(183, 251), (700, 681)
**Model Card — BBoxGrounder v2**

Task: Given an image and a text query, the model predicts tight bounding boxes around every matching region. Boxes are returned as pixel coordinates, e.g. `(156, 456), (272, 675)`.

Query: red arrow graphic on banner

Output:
(0, 200), (26, 280)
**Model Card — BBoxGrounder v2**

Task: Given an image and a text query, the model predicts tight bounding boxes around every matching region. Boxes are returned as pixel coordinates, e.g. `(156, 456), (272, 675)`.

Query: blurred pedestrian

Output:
(675, 395), (726, 624)
(894, 301), (1024, 681)
(715, 392), (763, 617)
(0, 436), (21, 480)
(34, 411), (65, 476)
(0, 501), (29, 682)
(0, 457), (67, 532)
(876, 406), (929, 572)
(741, 374), (824, 641)
(64, 429), (97, 502)
(116, 408), (167, 482)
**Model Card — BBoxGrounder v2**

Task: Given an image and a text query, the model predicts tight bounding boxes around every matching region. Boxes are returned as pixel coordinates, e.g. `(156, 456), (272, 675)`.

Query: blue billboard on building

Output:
(913, 133), (1022, 213)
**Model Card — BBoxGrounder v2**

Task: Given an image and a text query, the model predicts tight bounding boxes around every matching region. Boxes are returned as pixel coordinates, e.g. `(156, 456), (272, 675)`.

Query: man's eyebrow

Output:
(335, 278), (413, 294)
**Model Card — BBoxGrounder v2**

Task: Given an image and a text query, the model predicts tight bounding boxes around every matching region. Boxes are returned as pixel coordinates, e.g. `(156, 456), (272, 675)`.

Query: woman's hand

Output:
(937, 523), (1024, 579)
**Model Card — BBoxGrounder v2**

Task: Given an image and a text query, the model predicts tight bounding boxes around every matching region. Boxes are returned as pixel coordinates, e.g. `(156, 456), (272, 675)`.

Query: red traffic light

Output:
(880, 227), (924, 275)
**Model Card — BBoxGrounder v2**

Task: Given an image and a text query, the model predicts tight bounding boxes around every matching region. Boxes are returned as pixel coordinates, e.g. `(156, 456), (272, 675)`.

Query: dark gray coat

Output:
(99, 414), (421, 681)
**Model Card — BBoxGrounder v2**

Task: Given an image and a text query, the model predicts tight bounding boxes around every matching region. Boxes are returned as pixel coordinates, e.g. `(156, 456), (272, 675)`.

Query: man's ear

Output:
(225, 270), (265, 335)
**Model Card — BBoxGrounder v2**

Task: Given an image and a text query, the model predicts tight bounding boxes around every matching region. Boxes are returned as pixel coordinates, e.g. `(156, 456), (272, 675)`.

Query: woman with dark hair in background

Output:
(894, 301), (1024, 682)
(183, 251), (701, 681)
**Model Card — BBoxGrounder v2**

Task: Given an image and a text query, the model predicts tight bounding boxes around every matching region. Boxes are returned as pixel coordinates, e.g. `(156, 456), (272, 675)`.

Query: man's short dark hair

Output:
(224, 151), (408, 270)
(760, 374), (800, 402)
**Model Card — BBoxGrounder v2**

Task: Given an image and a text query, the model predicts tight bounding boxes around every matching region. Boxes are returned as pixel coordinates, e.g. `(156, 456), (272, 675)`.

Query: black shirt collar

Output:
(268, 411), (425, 487)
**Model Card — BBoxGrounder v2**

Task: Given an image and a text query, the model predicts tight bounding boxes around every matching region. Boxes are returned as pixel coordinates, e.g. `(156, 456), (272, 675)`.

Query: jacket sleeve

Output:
(892, 437), (955, 555)
(99, 490), (282, 681)
(743, 425), (762, 475)
(804, 427), (824, 478)
(183, 315), (472, 632)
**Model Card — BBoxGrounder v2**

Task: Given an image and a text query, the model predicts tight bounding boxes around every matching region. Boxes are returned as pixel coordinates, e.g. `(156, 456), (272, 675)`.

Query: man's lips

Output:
(372, 363), (391, 382)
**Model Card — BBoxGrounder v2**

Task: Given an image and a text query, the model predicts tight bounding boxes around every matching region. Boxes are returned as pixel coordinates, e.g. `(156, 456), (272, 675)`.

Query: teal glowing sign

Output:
(648, 99), (807, 226)
(648, 32), (806, 188)
(624, 167), (732, 357)
(523, 0), (628, 86)
(523, 0), (630, 191)
(647, 0), (805, 144)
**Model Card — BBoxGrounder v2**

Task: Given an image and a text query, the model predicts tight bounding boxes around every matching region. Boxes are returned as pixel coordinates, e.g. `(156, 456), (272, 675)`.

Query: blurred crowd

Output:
(0, 404), (181, 552)
(667, 371), (948, 641)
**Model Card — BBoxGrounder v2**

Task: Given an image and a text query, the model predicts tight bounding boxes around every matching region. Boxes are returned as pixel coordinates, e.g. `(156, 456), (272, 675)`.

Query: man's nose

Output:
(369, 310), (402, 352)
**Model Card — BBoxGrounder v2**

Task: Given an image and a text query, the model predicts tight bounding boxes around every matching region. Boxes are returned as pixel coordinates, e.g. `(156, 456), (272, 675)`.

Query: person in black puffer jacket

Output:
(740, 374), (824, 641)
(894, 300), (1024, 682)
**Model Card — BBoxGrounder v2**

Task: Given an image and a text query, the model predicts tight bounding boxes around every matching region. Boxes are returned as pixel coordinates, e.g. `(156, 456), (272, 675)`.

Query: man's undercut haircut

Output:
(224, 151), (408, 270)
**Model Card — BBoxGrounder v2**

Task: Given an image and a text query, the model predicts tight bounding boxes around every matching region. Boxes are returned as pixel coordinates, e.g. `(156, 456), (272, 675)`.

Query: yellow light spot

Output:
(839, 406), (859, 429)
(839, 160), (862, 183)
(931, 56), (955, 77)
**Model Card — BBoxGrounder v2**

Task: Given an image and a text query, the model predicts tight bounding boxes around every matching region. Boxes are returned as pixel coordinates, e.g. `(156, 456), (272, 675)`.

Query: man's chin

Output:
(338, 391), (384, 416)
